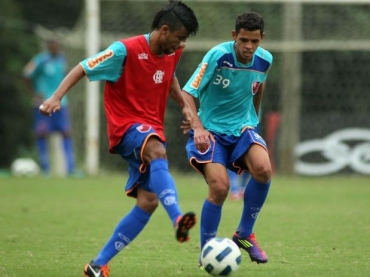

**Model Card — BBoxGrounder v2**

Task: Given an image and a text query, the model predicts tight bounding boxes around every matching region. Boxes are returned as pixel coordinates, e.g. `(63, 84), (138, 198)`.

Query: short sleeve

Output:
(80, 41), (127, 82)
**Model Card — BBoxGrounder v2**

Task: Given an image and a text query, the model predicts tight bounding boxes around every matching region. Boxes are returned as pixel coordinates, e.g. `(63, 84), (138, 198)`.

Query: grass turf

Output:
(0, 174), (369, 276)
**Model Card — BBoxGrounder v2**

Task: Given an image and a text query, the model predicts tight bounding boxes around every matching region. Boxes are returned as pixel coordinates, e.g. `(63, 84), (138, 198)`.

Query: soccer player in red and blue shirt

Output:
(38, 1), (199, 276)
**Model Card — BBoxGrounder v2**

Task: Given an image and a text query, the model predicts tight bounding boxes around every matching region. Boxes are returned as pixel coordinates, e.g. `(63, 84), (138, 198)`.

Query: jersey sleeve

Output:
(259, 48), (273, 83)
(80, 41), (127, 82)
(182, 47), (221, 98)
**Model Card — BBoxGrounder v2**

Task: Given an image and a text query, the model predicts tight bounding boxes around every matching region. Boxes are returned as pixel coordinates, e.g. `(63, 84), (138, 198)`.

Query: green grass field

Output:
(1, 173), (369, 277)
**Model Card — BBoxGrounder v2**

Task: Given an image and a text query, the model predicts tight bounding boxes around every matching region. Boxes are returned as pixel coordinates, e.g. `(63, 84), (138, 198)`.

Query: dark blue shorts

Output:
(113, 124), (165, 198)
(34, 106), (71, 134)
(185, 128), (267, 175)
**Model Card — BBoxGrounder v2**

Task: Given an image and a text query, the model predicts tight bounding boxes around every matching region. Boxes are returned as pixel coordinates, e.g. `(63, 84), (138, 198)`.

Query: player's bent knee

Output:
(253, 166), (272, 183)
(137, 188), (159, 213)
(143, 138), (167, 162)
(137, 198), (159, 214)
(208, 181), (229, 203)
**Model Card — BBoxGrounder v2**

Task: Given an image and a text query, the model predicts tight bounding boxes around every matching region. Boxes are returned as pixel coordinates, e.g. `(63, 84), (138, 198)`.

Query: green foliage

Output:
(1, 174), (370, 276)
(0, 0), (83, 168)
(0, 0), (38, 167)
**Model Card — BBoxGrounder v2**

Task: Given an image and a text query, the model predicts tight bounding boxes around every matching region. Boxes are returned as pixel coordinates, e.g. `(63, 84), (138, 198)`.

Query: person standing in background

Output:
(228, 169), (251, 201)
(23, 39), (76, 176)
(228, 119), (261, 201)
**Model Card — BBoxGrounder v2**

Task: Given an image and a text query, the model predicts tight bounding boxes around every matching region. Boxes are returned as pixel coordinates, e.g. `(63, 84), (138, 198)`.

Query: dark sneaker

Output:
(232, 233), (268, 264)
(84, 261), (110, 277)
(175, 212), (197, 243)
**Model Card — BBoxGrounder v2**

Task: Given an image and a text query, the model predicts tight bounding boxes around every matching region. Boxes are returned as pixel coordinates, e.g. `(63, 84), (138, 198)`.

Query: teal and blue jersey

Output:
(23, 51), (67, 106)
(183, 41), (273, 136)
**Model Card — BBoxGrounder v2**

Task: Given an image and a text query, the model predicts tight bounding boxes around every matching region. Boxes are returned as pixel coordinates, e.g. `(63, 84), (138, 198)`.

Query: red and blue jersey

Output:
(80, 34), (182, 152)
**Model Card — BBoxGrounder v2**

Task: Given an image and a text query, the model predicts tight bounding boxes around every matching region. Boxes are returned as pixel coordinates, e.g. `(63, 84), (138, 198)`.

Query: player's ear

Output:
(261, 32), (265, 40)
(160, 25), (171, 35)
(231, 30), (237, 40)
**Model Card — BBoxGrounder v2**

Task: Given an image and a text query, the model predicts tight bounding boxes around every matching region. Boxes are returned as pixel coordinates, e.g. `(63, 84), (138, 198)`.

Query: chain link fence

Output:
(29, 0), (370, 175)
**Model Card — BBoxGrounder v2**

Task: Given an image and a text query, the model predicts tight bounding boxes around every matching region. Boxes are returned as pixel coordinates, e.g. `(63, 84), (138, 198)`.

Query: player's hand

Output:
(181, 106), (193, 134)
(38, 96), (61, 117)
(193, 127), (215, 153)
(180, 119), (192, 134)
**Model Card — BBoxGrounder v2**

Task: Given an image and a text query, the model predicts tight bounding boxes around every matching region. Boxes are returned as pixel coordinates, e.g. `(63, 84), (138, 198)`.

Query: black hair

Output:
(235, 12), (264, 35)
(151, 0), (199, 35)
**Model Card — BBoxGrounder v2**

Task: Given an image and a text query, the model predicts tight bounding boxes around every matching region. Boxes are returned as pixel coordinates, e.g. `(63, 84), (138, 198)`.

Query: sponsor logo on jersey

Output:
(190, 62), (208, 89)
(223, 60), (233, 67)
(136, 125), (151, 133)
(153, 70), (165, 84)
(138, 53), (148, 60)
(87, 49), (114, 69)
(252, 81), (261, 95)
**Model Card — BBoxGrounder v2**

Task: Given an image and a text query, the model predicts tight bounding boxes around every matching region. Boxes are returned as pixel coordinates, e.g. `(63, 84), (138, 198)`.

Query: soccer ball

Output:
(200, 237), (242, 276)
(11, 158), (40, 177)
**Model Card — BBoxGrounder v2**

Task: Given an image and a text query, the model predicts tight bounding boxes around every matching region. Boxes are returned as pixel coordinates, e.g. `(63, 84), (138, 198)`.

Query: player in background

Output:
(38, 1), (199, 276)
(23, 39), (76, 176)
(228, 169), (250, 201)
(228, 119), (261, 201)
(181, 12), (273, 265)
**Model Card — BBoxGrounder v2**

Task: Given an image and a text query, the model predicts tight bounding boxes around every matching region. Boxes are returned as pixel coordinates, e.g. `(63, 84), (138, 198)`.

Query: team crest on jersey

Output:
(138, 53), (148, 60)
(153, 70), (165, 84)
(252, 81), (261, 95)
(136, 125), (151, 133)
(197, 141), (211, 155)
(190, 62), (208, 89)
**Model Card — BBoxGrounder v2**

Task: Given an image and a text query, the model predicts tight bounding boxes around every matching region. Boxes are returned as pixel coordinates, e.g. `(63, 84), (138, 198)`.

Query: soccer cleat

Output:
(175, 211), (197, 243)
(83, 261), (110, 277)
(198, 262), (204, 271)
(232, 233), (268, 264)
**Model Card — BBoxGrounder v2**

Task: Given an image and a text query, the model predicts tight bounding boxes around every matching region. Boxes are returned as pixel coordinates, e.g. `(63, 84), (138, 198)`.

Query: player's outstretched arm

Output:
(181, 90), (201, 133)
(39, 64), (86, 116)
(169, 76), (187, 108)
(169, 76), (194, 129)
(182, 90), (214, 152)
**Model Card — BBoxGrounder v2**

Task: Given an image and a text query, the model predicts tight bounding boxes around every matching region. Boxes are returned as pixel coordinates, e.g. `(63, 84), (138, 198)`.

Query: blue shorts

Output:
(185, 128), (267, 175)
(113, 124), (165, 198)
(34, 107), (71, 134)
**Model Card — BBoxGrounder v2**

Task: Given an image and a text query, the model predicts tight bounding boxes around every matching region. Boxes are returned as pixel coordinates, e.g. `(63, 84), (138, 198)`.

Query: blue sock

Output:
(236, 178), (271, 237)
(200, 200), (222, 249)
(241, 172), (251, 190)
(36, 138), (49, 173)
(149, 158), (182, 226)
(62, 137), (75, 174)
(93, 205), (151, 265)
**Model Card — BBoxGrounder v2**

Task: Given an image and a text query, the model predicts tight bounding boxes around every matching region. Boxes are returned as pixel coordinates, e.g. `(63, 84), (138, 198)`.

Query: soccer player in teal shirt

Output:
(182, 12), (273, 265)
(23, 39), (75, 176)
